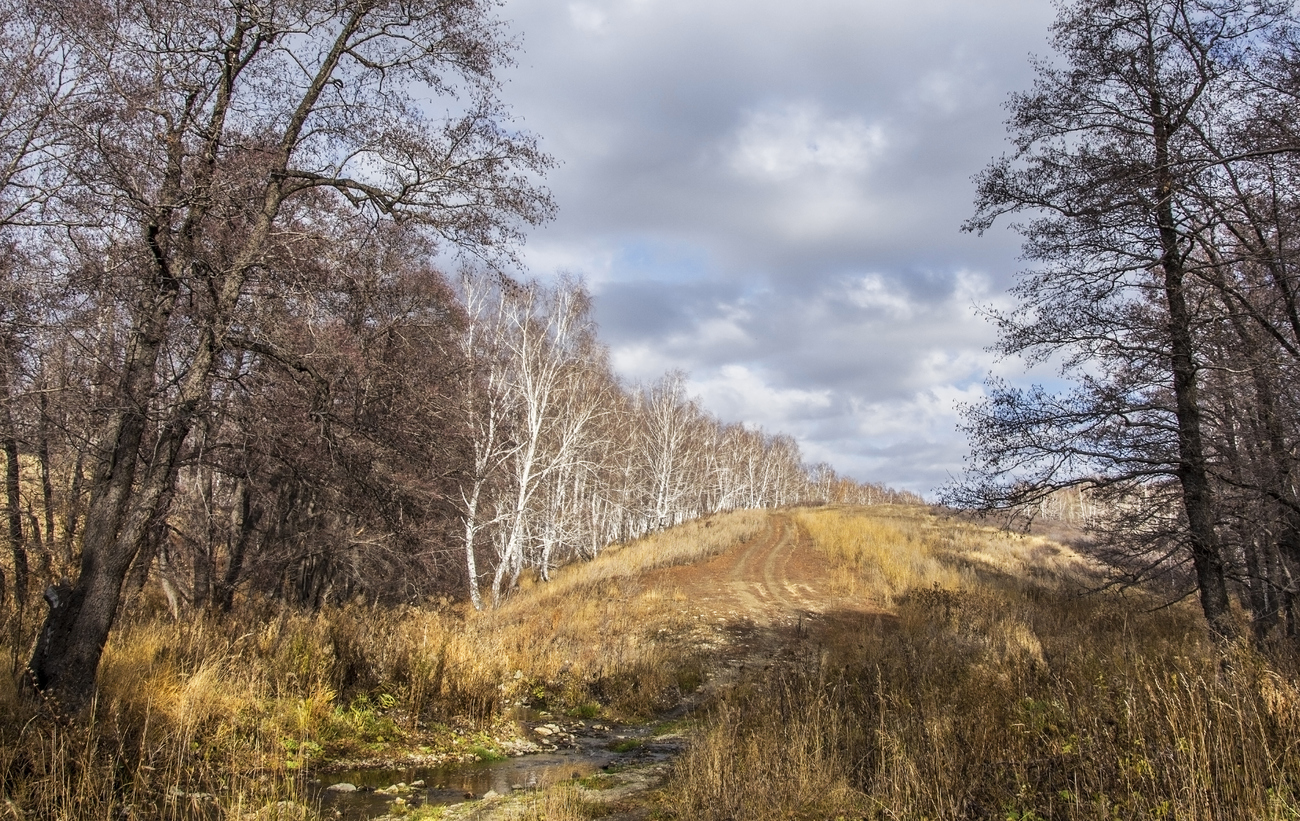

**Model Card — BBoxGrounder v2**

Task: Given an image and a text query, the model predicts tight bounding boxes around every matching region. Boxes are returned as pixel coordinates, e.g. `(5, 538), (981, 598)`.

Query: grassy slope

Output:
(5, 505), (1300, 821)
(0, 510), (765, 819)
(669, 505), (1300, 821)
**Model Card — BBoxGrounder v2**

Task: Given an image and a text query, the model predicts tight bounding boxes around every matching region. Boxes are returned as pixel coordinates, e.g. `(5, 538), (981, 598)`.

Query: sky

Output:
(496, 0), (1061, 497)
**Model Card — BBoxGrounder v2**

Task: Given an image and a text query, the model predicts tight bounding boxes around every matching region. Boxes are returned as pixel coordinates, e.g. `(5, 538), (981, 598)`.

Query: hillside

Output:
(4, 506), (1300, 820)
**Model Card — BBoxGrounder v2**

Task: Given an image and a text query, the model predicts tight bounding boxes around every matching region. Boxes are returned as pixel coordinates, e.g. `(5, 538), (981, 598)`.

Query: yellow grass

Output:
(669, 505), (1300, 821)
(0, 509), (764, 819)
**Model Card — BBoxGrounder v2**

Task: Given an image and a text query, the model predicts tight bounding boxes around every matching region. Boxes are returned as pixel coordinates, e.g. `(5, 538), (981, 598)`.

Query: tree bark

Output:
(1153, 93), (1236, 642)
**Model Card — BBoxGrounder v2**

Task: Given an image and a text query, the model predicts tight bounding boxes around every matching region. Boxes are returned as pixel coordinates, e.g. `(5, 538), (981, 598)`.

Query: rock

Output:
(534, 726), (554, 736)
(325, 782), (357, 793)
(482, 790), (500, 799)
(511, 784), (524, 791)
(410, 780), (425, 788)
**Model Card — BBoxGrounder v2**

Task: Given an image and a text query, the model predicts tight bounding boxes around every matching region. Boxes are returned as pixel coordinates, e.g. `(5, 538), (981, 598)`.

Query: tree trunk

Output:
(27, 261), (181, 709)
(215, 478), (256, 612)
(1154, 104), (1235, 643)
(1, 377), (27, 617)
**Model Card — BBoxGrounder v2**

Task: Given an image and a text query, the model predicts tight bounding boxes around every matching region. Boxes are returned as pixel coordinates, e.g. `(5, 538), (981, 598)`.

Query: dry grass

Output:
(669, 505), (1300, 820)
(10, 504), (1299, 820)
(0, 510), (763, 820)
(795, 505), (1102, 605)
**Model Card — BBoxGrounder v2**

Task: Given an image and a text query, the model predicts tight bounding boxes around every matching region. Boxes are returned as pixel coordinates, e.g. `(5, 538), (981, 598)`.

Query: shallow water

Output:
(309, 720), (657, 820)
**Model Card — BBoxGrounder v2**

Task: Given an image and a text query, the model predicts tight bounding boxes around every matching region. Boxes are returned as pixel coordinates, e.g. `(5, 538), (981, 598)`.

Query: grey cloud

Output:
(497, 0), (1058, 495)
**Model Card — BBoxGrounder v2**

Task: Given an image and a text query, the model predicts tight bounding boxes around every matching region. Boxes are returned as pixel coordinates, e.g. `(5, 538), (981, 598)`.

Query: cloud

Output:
(688, 364), (834, 424)
(726, 103), (887, 182)
(847, 273), (914, 319)
(566, 2), (607, 33)
(498, 0), (1059, 495)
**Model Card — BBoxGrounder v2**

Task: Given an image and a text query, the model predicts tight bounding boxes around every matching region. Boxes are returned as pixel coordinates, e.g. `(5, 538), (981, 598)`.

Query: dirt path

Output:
(433, 511), (888, 821)
(651, 510), (877, 630)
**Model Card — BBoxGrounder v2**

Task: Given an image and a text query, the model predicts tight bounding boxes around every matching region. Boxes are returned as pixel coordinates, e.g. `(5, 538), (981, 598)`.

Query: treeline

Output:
(0, 264), (887, 618)
(0, 0), (898, 708)
(952, 0), (1300, 644)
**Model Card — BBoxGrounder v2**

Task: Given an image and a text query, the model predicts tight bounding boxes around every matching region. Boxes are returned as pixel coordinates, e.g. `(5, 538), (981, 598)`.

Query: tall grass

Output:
(670, 506), (1300, 820)
(0, 510), (764, 819)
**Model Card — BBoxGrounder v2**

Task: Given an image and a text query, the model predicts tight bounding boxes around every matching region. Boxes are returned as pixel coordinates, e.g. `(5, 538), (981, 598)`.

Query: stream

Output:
(309, 717), (683, 819)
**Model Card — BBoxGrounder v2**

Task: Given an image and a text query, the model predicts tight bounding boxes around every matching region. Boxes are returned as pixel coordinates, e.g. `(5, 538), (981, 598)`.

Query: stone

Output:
(325, 782), (357, 793)
(482, 790), (499, 799)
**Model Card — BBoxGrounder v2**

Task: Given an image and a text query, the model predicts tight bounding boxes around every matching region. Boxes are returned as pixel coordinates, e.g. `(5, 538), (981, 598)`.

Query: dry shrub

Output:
(672, 664), (874, 820)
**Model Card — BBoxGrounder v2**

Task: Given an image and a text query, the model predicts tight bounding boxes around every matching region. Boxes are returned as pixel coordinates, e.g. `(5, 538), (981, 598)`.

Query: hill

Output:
(3, 506), (1299, 820)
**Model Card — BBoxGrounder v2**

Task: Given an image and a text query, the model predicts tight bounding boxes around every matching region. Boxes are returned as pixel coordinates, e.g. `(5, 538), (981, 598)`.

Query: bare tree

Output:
(953, 0), (1299, 641)
(24, 0), (552, 710)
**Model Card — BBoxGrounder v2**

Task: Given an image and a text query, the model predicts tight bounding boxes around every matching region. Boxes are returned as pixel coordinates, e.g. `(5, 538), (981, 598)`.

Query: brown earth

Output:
(651, 510), (876, 625)
(644, 511), (893, 680)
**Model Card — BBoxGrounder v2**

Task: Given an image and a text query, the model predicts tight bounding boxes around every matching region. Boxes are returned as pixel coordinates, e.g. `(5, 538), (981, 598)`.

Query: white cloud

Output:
(688, 364), (833, 424)
(611, 343), (679, 383)
(567, 2), (608, 32)
(847, 273), (914, 318)
(727, 102), (887, 183)
(497, 0), (1060, 492)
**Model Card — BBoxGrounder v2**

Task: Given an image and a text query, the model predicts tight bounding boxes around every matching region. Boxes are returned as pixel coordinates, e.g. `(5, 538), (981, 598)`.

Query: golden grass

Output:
(0, 509), (763, 819)
(7, 504), (1300, 820)
(795, 504), (1103, 605)
(669, 505), (1300, 821)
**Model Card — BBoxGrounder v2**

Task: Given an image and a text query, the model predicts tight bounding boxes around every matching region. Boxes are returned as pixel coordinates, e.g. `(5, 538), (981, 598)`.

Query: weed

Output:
(468, 745), (507, 762)
(578, 773), (617, 790)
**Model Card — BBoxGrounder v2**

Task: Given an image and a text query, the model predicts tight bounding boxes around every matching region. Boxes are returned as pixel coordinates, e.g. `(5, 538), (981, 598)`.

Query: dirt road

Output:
(650, 511), (872, 629)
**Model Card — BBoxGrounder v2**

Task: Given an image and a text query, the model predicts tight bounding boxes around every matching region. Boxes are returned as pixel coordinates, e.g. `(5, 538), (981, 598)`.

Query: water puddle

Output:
(310, 719), (675, 820)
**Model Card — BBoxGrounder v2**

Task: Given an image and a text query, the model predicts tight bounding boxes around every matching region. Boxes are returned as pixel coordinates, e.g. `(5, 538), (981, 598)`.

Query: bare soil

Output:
(647, 511), (891, 683)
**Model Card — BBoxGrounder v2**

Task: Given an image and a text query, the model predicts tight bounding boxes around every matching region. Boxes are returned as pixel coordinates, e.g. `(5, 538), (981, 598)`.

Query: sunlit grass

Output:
(0, 509), (764, 819)
(670, 505), (1300, 821)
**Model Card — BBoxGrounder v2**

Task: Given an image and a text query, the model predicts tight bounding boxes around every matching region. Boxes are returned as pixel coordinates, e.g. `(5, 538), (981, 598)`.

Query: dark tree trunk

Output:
(1, 383), (27, 615)
(61, 451), (83, 567)
(215, 478), (257, 612)
(27, 264), (181, 709)
(1153, 92), (1236, 643)
(37, 389), (55, 556)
